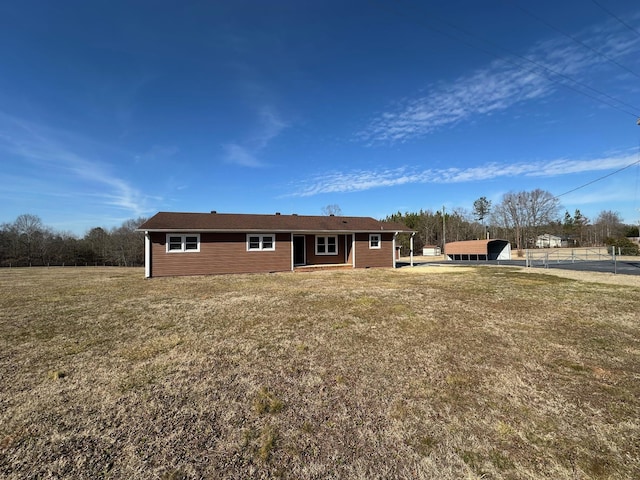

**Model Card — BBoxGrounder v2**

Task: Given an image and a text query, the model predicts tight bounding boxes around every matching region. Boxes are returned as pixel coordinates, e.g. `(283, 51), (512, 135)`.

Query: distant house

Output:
(536, 234), (562, 248)
(444, 239), (511, 261)
(422, 245), (441, 256)
(137, 211), (412, 277)
(535, 234), (578, 248)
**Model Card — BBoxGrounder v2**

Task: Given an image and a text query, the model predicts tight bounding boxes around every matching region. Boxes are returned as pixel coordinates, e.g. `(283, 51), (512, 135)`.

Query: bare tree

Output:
(0, 222), (18, 266)
(14, 214), (45, 265)
(448, 208), (474, 242)
(0, 214), (148, 267)
(110, 217), (146, 266)
(84, 227), (110, 264)
(492, 190), (560, 250)
(492, 192), (526, 251)
(321, 204), (342, 216)
(527, 189), (560, 240)
(594, 210), (623, 243)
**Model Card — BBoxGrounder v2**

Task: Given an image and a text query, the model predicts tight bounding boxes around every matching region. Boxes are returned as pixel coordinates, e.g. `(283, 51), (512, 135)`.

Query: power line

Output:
(507, 0), (640, 81)
(384, 0), (640, 118)
(555, 158), (640, 199)
(557, 123), (640, 213)
(590, 0), (640, 38)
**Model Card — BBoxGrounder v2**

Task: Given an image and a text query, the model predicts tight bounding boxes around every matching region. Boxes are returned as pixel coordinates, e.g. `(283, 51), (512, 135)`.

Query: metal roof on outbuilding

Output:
(445, 239), (511, 260)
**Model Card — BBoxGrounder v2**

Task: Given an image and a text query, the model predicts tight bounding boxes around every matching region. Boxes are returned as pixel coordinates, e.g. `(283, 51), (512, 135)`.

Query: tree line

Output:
(3, 192), (639, 268)
(386, 189), (639, 255)
(0, 214), (147, 267)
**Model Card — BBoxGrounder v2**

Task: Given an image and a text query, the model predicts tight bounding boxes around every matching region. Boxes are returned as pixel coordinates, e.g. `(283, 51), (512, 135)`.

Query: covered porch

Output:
(291, 233), (354, 269)
(290, 231), (405, 270)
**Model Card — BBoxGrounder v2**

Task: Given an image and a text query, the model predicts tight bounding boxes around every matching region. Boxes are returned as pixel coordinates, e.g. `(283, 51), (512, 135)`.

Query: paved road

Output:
(401, 259), (640, 276)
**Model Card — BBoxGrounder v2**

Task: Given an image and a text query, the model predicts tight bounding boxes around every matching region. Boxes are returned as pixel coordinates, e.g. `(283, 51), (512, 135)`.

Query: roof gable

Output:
(138, 212), (411, 233)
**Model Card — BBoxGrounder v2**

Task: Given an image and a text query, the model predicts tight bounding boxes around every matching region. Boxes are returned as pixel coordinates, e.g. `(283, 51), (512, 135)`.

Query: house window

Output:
(166, 234), (200, 253)
(247, 234), (275, 251)
(369, 234), (381, 249)
(316, 235), (337, 255)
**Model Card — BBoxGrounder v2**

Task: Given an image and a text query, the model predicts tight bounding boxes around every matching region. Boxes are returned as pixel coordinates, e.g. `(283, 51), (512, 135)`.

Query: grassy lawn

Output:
(1, 266), (639, 479)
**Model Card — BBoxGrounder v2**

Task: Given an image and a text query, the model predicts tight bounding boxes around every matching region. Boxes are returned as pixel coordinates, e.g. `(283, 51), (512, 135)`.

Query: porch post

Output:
(291, 233), (294, 271)
(144, 231), (152, 278)
(344, 235), (348, 264)
(410, 232), (415, 267)
(393, 232), (398, 268)
(352, 234), (356, 268)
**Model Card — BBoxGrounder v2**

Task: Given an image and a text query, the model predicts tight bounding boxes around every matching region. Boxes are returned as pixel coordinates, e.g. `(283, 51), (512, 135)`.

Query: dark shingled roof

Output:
(138, 212), (412, 233)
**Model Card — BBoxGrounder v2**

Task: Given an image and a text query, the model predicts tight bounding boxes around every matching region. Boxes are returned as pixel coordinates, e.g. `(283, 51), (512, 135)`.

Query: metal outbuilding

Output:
(445, 239), (511, 261)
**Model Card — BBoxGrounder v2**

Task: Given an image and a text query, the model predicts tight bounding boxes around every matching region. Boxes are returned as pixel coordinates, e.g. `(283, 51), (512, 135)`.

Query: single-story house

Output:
(445, 239), (511, 261)
(137, 211), (412, 277)
(535, 234), (562, 248)
(536, 234), (578, 248)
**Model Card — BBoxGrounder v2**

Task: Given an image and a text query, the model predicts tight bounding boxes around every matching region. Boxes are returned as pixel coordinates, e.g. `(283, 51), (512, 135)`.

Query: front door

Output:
(293, 235), (305, 265)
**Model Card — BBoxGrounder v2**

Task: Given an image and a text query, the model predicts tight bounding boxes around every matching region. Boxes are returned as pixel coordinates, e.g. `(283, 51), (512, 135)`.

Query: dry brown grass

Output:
(1, 266), (639, 479)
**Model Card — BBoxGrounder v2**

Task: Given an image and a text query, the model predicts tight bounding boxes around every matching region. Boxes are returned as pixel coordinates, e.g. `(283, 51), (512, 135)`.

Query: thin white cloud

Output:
(0, 111), (153, 217)
(134, 144), (179, 163)
(256, 106), (288, 148)
(287, 152), (638, 197)
(222, 106), (288, 167)
(358, 18), (640, 144)
(222, 143), (262, 167)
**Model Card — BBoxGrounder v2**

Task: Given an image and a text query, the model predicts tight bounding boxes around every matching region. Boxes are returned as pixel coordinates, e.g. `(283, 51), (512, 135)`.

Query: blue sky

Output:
(1, 0), (640, 235)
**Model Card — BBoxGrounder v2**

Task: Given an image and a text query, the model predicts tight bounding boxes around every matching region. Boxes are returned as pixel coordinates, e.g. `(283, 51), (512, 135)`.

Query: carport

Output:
(445, 239), (511, 261)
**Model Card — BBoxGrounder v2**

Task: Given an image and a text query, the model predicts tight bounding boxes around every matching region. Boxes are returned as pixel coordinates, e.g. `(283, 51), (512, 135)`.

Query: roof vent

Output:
(329, 214), (335, 216)
(275, 212), (281, 215)
(211, 210), (217, 214)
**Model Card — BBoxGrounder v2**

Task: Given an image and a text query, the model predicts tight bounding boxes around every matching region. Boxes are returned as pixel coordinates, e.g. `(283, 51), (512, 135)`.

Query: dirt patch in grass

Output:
(1, 266), (639, 479)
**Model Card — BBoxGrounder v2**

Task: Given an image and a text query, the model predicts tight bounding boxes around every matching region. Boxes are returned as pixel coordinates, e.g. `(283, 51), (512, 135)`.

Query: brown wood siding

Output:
(150, 232), (291, 277)
(354, 232), (394, 268)
(305, 234), (350, 265)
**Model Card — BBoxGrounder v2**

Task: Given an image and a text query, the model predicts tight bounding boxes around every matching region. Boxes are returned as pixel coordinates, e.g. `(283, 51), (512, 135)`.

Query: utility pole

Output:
(442, 205), (446, 258)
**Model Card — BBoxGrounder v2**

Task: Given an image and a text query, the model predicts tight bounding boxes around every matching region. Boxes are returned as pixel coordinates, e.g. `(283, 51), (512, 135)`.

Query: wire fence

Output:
(526, 247), (611, 266)
(524, 247), (630, 274)
(0, 262), (143, 269)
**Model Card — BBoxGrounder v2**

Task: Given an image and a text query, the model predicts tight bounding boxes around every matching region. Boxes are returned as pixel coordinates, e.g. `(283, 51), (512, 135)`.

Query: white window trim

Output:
(166, 233), (200, 253)
(246, 234), (276, 251)
(315, 235), (338, 256)
(369, 233), (381, 249)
